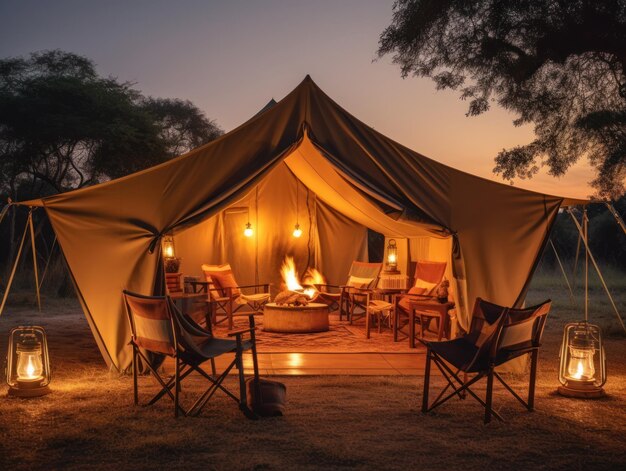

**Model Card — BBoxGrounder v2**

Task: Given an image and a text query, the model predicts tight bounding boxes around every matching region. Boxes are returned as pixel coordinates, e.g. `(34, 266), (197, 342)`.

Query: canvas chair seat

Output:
(420, 297), (551, 423)
(236, 292), (271, 305)
(189, 337), (254, 359)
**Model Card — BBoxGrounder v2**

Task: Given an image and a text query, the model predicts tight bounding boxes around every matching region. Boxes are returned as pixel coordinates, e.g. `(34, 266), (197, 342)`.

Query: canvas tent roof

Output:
(17, 76), (588, 371)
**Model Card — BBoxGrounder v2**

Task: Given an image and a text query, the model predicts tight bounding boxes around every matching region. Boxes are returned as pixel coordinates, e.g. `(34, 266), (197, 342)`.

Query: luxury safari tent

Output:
(8, 76), (587, 372)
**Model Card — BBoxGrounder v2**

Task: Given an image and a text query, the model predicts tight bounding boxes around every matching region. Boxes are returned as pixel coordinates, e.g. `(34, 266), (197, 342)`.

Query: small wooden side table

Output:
(408, 299), (455, 348)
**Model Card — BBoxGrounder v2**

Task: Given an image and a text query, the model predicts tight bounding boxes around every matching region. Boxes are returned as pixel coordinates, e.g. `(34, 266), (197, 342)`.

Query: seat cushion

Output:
(202, 264), (241, 297)
(368, 300), (393, 312)
(347, 275), (374, 289)
(414, 278), (437, 295)
(238, 292), (271, 303)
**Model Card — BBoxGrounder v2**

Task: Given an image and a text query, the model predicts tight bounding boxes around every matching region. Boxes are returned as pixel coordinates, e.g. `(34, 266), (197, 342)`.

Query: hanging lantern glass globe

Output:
(293, 223), (302, 238)
(244, 222), (254, 237)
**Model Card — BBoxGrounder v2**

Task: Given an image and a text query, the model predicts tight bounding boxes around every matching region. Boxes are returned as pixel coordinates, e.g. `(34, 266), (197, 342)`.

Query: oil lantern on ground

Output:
(384, 239), (400, 274)
(558, 321), (606, 398)
(6, 326), (51, 397)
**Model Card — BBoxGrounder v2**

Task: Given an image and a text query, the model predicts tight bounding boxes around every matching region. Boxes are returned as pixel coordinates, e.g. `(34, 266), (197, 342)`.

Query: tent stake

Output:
(0, 211), (30, 316)
(549, 238), (576, 307)
(28, 210), (42, 311)
(567, 208), (626, 333)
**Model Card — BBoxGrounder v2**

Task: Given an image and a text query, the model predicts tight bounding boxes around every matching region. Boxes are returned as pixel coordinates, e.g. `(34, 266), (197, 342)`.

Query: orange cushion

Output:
(397, 286), (427, 312)
(201, 264), (241, 298)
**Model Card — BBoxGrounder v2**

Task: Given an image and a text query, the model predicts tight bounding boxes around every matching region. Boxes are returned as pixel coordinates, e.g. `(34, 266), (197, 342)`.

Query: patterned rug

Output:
(213, 313), (424, 353)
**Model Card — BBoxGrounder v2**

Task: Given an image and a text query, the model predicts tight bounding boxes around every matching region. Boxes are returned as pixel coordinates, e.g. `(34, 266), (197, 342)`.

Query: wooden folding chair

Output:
(196, 264), (270, 330)
(394, 260), (447, 341)
(420, 297), (551, 423)
(317, 261), (382, 321)
(123, 290), (261, 418)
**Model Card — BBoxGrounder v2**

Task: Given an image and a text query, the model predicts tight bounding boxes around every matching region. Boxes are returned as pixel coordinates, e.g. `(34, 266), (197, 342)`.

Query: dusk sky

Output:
(1, 0), (593, 199)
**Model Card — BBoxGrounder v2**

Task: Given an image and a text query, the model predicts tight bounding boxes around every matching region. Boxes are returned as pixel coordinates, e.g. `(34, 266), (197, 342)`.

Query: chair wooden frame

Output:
(191, 281), (270, 330)
(394, 260), (448, 341)
(315, 261), (382, 321)
(420, 298), (551, 423)
(123, 290), (261, 418)
(346, 287), (394, 339)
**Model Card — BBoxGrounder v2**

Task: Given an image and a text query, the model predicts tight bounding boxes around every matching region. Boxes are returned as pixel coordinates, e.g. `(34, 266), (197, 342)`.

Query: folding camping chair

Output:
(420, 297), (551, 423)
(315, 261), (382, 320)
(394, 260), (447, 341)
(194, 263), (271, 330)
(123, 290), (260, 418)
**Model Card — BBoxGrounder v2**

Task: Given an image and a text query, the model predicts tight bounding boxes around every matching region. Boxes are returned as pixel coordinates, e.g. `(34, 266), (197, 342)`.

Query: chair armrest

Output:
(227, 327), (257, 337)
(237, 283), (271, 291)
(396, 293), (433, 300)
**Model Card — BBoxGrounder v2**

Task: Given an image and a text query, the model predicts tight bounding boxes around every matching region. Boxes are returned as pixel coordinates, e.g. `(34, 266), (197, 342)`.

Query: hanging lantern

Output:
(6, 326), (51, 397)
(244, 222), (254, 237)
(558, 322), (606, 398)
(162, 235), (176, 258)
(293, 223), (302, 238)
(384, 239), (400, 274)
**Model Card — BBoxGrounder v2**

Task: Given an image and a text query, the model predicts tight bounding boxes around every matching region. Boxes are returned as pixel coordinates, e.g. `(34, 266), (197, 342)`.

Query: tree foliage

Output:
(0, 50), (222, 198)
(378, 0), (626, 199)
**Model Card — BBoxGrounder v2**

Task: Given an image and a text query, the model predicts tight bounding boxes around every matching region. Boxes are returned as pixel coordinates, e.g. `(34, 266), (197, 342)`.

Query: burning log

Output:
(274, 290), (311, 306)
(276, 256), (323, 306)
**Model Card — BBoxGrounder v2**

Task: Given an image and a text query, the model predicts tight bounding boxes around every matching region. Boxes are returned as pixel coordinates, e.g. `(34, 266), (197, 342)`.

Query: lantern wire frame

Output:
(384, 238), (400, 274)
(6, 325), (52, 397)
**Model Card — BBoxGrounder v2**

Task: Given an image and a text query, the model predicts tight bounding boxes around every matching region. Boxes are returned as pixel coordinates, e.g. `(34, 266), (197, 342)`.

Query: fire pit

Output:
(263, 302), (330, 333)
(264, 257), (330, 333)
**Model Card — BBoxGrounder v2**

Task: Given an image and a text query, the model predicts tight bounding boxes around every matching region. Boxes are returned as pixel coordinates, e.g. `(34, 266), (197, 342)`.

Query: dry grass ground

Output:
(0, 268), (625, 470)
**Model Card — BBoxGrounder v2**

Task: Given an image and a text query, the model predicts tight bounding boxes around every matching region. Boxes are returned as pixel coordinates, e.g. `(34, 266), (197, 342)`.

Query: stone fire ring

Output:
(263, 302), (330, 333)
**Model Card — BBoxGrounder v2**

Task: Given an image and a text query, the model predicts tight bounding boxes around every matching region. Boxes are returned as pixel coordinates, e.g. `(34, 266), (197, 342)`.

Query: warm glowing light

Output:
(293, 224), (302, 238)
(16, 350), (44, 381)
(385, 238), (399, 272)
(281, 256), (303, 291)
(303, 268), (326, 286)
(244, 222), (253, 237)
(567, 346), (595, 381)
(162, 236), (175, 258)
(287, 353), (303, 368)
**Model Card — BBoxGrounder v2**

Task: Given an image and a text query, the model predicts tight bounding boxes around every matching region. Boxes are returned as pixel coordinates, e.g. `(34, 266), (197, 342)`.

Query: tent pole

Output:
(28, 210), (42, 311)
(0, 211), (30, 316)
(549, 238), (576, 307)
(0, 202), (13, 226)
(583, 206), (589, 322)
(572, 214), (582, 290)
(605, 202), (626, 237)
(567, 208), (626, 332)
(38, 235), (58, 290)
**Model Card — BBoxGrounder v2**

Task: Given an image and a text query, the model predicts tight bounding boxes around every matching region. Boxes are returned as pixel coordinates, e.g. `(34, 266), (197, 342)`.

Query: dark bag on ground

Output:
(246, 378), (286, 417)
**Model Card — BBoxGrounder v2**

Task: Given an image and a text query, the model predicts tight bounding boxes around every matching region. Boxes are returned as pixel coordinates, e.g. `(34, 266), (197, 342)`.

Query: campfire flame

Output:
(277, 257), (325, 304)
(281, 256), (304, 292)
(303, 268), (326, 286)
